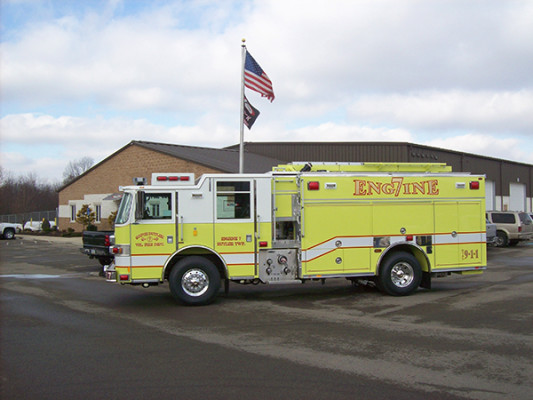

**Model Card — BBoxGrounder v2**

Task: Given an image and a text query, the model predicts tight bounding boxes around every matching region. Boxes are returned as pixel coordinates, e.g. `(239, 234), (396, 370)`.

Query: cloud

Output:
(3, 0), (533, 112)
(0, 112), (243, 181)
(256, 122), (414, 143)
(348, 90), (533, 134)
(423, 133), (533, 165)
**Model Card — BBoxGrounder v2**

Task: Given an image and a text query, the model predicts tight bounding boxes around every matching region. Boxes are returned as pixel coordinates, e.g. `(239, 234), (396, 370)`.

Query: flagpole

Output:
(239, 39), (246, 174)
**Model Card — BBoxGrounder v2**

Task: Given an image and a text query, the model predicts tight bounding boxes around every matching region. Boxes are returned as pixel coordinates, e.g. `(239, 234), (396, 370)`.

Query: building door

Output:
(509, 183), (526, 212)
(485, 180), (495, 211)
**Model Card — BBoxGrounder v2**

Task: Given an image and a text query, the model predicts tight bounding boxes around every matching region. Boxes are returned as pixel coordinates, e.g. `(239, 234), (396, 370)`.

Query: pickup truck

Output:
(0, 223), (18, 239)
(80, 230), (114, 266)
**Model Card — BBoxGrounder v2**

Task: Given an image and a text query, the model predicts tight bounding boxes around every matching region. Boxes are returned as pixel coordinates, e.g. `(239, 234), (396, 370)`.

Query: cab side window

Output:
(142, 193), (172, 220)
(216, 181), (251, 219)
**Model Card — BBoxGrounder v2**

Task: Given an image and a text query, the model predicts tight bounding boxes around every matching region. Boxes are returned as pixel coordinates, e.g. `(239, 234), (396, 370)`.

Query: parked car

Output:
(486, 219), (497, 246)
(23, 221), (56, 232)
(24, 221), (42, 231)
(486, 211), (533, 247)
(0, 223), (18, 239)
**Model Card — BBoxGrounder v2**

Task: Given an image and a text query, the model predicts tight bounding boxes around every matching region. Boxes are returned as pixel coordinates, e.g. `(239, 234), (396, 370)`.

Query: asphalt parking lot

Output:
(1, 235), (532, 400)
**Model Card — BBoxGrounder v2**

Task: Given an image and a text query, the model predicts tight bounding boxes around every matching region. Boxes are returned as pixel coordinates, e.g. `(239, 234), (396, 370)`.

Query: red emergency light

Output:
(157, 175), (190, 182)
(308, 181), (320, 191)
(469, 181), (480, 190)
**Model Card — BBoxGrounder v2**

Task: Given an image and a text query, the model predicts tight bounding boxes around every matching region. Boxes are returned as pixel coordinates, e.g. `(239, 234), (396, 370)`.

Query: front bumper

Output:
(486, 235), (498, 246)
(103, 262), (116, 282)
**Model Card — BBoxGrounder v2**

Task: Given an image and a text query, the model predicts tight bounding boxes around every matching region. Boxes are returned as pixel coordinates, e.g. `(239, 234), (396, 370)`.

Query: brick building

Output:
(57, 141), (281, 231)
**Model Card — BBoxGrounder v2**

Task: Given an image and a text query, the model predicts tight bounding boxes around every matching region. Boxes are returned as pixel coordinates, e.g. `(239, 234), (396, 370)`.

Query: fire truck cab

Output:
(106, 162), (487, 305)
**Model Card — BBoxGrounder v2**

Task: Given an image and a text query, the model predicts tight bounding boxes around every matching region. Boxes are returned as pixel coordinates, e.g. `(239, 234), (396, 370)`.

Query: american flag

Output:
(244, 50), (275, 102)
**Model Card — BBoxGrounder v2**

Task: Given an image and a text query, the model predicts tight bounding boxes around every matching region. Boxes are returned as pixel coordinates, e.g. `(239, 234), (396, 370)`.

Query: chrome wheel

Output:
(181, 268), (209, 297)
(169, 256), (221, 305)
(378, 251), (422, 296)
(390, 262), (415, 288)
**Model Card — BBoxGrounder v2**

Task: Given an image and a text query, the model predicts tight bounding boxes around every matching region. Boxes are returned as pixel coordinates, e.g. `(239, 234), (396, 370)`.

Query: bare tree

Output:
(62, 157), (94, 185)
(0, 169), (59, 215)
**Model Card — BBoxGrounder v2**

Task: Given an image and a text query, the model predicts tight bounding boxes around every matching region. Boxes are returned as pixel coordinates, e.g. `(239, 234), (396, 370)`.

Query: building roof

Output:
(134, 140), (283, 173)
(58, 140), (284, 191)
(226, 141), (533, 167)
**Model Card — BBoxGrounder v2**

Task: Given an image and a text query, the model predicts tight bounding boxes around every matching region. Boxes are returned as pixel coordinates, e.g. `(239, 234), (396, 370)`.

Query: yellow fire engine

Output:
(105, 162), (487, 305)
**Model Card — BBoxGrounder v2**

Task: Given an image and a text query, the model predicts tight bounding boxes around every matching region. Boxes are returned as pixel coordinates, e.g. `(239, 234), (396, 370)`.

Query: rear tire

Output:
(98, 256), (113, 266)
(169, 256), (221, 305)
(378, 252), (422, 296)
(495, 231), (509, 247)
(2, 229), (15, 240)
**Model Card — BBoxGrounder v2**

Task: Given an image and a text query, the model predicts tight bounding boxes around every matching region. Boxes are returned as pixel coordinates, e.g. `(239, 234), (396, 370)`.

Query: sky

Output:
(1, 0), (533, 184)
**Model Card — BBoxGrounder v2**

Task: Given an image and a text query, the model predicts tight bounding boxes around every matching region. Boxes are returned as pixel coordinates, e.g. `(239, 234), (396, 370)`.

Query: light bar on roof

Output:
(151, 173), (195, 185)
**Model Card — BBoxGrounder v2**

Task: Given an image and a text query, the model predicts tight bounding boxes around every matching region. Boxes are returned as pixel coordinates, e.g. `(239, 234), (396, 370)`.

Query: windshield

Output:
(115, 193), (133, 225)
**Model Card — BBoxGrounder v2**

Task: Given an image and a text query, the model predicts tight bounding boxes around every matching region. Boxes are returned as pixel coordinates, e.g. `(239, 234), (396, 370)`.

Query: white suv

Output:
(486, 211), (533, 247)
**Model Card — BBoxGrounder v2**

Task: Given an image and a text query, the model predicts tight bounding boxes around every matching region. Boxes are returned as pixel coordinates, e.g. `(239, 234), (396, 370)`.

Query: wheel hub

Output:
(181, 268), (209, 297)
(391, 262), (414, 288)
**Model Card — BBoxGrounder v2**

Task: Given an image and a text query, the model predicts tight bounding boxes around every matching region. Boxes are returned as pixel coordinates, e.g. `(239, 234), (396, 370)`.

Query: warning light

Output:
(308, 181), (320, 191)
(112, 246), (123, 255)
(469, 181), (480, 190)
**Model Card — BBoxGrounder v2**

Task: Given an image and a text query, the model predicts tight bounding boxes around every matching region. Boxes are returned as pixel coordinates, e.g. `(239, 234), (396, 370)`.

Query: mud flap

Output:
(420, 271), (431, 289)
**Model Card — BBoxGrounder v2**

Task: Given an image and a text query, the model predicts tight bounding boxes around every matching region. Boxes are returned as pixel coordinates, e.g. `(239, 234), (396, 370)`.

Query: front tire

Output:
(378, 252), (422, 296)
(169, 257), (221, 305)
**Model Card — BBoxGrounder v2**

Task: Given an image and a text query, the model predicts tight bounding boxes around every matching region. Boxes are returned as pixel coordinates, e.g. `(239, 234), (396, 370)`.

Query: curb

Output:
(18, 234), (82, 246)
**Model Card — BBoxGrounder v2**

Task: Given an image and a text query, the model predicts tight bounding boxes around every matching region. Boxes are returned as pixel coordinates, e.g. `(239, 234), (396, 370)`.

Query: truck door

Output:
(130, 191), (176, 280)
(213, 179), (271, 279)
(434, 201), (485, 269)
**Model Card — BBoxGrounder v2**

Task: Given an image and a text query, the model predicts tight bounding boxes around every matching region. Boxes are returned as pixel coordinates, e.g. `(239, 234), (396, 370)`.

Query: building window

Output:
(70, 204), (76, 222)
(95, 205), (102, 223)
